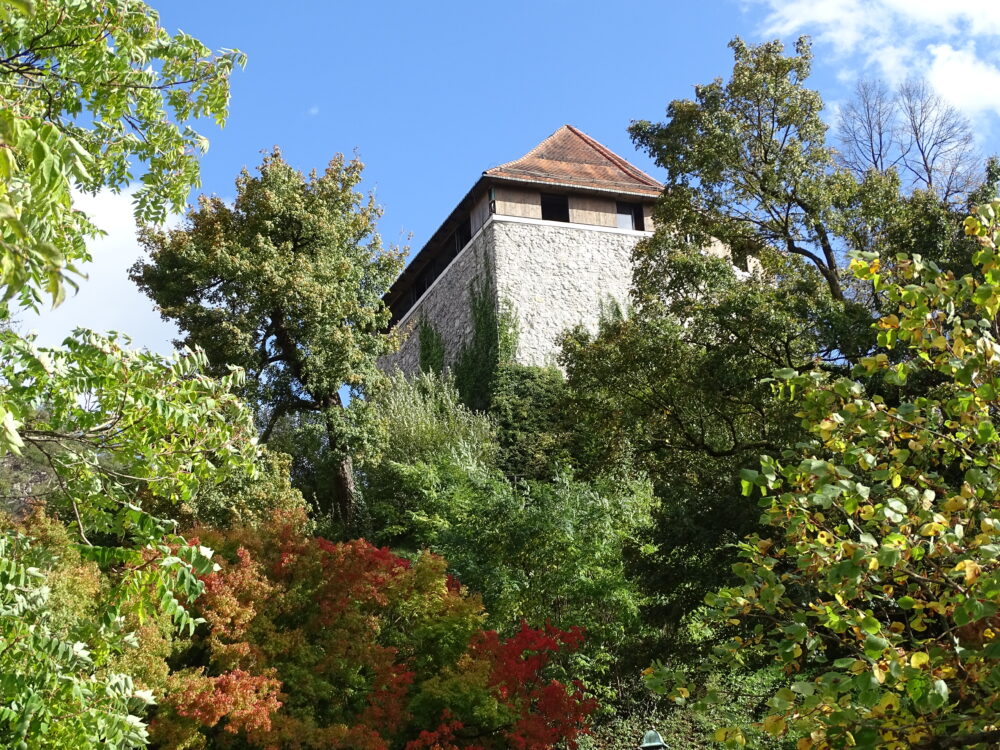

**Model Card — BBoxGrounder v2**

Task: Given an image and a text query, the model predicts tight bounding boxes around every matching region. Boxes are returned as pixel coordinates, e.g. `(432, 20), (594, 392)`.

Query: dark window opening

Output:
(455, 217), (472, 251)
(541, 193), (570, 222)
(616, 202), (644, 231)
(394, 213), (476, 323)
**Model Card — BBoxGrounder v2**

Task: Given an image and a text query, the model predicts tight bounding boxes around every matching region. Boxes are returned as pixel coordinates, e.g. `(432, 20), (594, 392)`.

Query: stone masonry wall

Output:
(492, 218), (643, 368)
(379, 227), (496, 375)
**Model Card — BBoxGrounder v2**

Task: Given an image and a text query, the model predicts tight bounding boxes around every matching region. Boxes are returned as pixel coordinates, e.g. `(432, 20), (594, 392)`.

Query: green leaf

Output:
(864, 634), (888, 659)
(860, 616), (881, 635)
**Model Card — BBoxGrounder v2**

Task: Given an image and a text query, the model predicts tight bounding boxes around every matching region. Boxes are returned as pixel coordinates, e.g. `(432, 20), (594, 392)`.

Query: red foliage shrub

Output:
(473, 624), (597, 750)
(154, 511), (595, 748)
(172, 669), (281, 732)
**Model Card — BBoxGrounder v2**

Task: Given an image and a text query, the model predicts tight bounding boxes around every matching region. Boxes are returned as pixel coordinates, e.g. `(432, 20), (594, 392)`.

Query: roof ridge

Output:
(563, 125), (660, 187)
(483, 125), (662, 194)
(484, 125), (568, 174)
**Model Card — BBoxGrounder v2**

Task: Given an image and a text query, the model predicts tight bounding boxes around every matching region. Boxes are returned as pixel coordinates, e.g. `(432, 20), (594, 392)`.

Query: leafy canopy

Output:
(0, 0), (244, 309)
(0, 1), (249, 746)
(132, 149), (405, 519)
(646, 205), (1000, 749)
(630, 37), (853, 301)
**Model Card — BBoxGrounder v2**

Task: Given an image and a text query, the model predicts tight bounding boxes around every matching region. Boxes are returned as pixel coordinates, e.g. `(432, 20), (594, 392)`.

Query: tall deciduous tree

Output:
(561, 245), (849, 628)
(629, 37), (854, 302)
(629, 36), (992, 314)
(131, 149), (405, 523)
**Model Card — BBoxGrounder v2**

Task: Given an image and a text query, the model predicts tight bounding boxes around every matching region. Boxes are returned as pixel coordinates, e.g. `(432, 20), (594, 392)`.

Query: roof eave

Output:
(383, 174), (491, 310)
(486, 173), (662, 199)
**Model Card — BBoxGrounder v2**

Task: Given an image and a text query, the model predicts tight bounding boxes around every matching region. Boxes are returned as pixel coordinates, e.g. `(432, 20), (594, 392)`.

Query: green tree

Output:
(561, 245), (843, 627)
(131, 149), (405, 524)
(0, 0), (244, 311)
(0, 1), (250, 745)
(647, 206), (1000, 749)
(566, 34), (989, 640)
(489, 363), (571, 482)
(629, 37), (993, 317)
(361, 373), (655, 700)
(629, 37), (859, 302)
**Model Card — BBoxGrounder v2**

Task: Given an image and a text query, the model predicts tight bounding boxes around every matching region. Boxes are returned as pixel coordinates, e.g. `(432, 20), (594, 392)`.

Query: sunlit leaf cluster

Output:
(646, 204), (1000, 749)
(0, 0), (244, 311)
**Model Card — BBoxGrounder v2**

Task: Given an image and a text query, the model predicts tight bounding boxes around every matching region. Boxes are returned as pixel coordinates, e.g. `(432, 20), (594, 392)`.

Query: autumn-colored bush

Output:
(151, 510), (595, 748)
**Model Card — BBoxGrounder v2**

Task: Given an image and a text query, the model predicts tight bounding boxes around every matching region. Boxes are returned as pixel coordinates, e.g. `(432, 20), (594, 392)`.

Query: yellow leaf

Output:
(713, 727), (747, 746)
(797, 738), (814, 750)
(952, 559), (982, 584)
(763, 715), (787, 735)
(877, 692), (900, 712)
(910, 652), (930, 668)
(965, 561), (982, 584)
(931, 335), (948, 349)
(943, 495), (967, 512)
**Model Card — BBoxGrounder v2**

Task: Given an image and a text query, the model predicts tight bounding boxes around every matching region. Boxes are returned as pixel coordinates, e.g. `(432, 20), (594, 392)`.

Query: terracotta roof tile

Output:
(484, 124), (662, 197)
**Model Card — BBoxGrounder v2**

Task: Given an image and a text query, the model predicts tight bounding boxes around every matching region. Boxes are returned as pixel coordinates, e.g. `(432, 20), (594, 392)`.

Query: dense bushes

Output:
(148, 510), (596, 749)
(360, 372), (656, 701)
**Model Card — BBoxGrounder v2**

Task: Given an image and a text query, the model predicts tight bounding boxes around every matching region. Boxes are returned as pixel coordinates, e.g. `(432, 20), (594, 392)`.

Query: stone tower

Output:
(381, 125), (661, 374)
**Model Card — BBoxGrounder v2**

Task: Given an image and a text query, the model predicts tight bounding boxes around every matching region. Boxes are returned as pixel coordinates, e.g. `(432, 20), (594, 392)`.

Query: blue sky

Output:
(23, 0), (1000, 351)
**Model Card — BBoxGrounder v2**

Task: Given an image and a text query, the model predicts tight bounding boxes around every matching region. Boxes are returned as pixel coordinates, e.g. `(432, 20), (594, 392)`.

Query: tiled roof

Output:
(483, 124), (662, 198)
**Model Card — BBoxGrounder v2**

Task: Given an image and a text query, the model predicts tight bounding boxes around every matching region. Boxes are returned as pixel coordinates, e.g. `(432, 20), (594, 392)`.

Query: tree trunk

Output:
(331, 453), (356, 526)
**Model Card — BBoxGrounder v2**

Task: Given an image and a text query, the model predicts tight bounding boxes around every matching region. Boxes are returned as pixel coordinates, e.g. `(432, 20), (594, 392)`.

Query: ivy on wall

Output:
(452, 274), (518, 411)
(418, 318), (445, 374)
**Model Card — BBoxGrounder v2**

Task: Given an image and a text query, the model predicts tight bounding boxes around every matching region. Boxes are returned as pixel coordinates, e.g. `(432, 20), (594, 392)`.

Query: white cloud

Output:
(20, 188), (181, 354)
(754, 0), (1000, 122)
(307, 105), (320, 116)
(761, 0), (870, 52)
(927, 43), (1000, 118)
